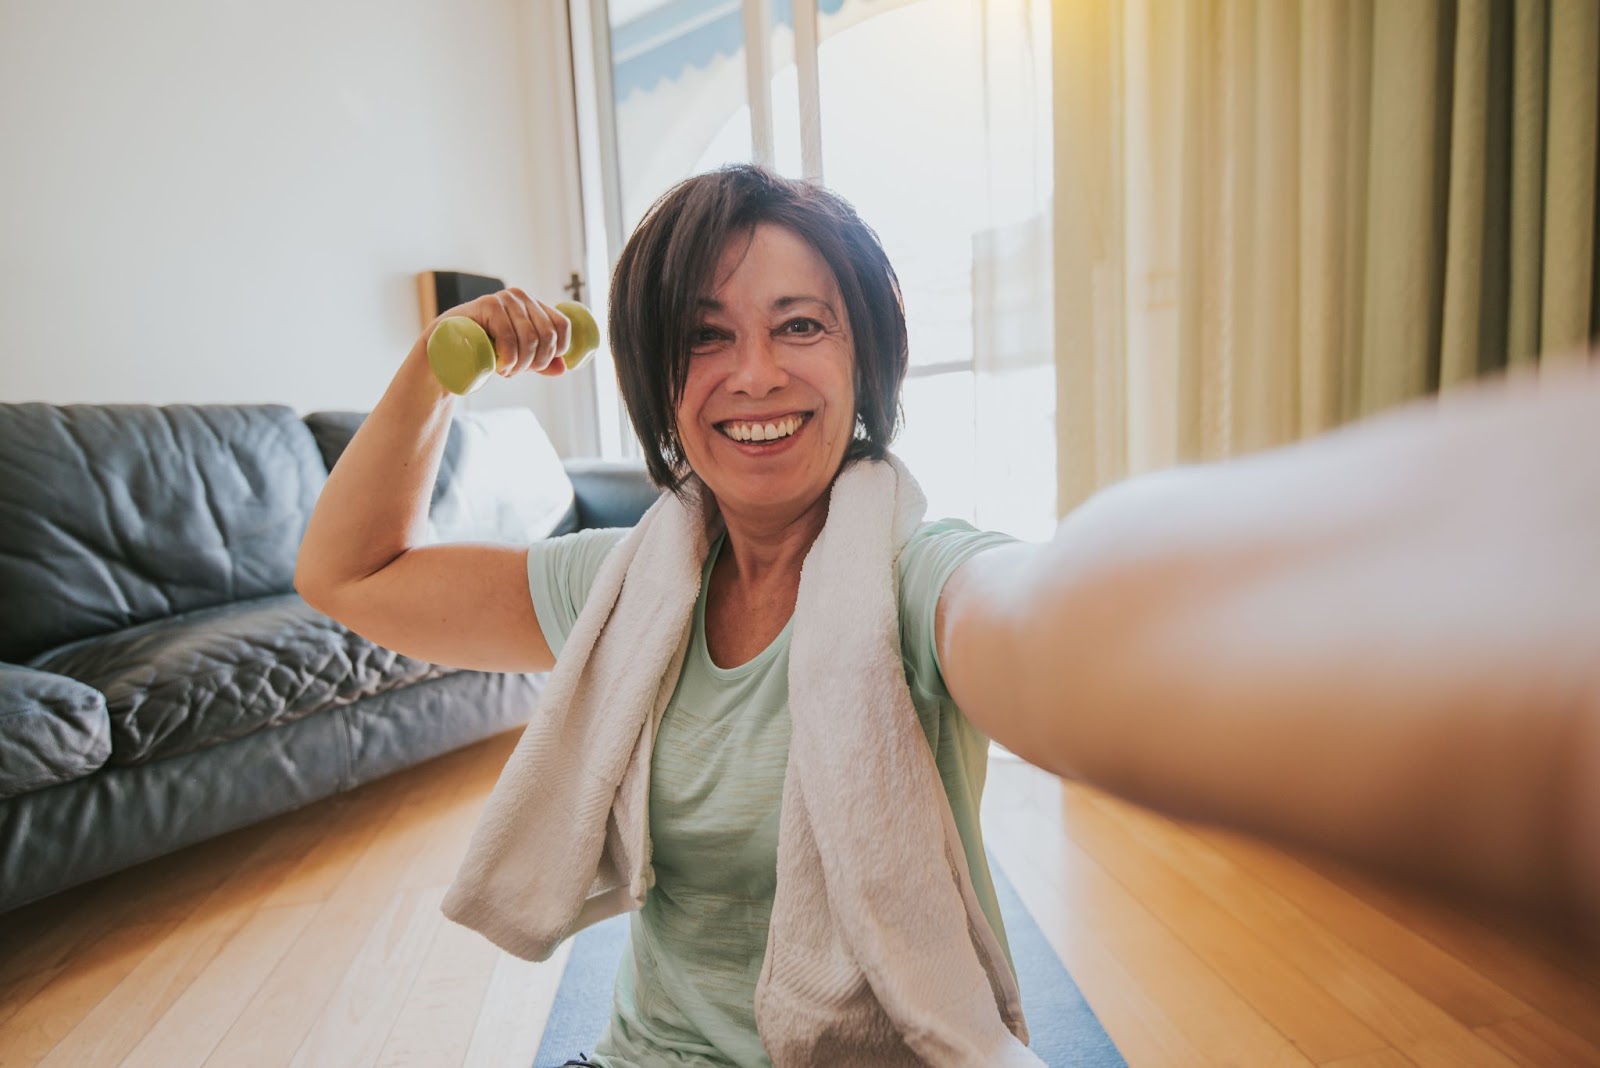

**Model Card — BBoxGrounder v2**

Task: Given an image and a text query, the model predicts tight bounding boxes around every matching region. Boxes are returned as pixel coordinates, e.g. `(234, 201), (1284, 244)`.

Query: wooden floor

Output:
(3, 732), (1598, 1067)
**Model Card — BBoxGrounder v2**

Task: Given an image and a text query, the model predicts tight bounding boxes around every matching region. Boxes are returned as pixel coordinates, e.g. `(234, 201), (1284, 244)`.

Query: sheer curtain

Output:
(971, 0), (1057, 541)
(814, 0), (1056, 538)
(1051, 0), (1600, 514)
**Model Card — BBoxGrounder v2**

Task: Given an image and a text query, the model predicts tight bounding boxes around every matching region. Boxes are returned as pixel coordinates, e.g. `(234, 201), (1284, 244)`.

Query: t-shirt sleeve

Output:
(526, 526), (631, 659)
(896, 518), (1018, 704)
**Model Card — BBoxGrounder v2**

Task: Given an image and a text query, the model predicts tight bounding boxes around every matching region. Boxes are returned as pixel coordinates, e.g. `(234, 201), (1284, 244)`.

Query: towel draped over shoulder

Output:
(442, 455), (1038, 1066)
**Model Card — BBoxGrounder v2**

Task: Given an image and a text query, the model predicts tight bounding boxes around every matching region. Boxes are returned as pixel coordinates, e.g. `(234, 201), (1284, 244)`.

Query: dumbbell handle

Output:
(427, 301), (600, 396)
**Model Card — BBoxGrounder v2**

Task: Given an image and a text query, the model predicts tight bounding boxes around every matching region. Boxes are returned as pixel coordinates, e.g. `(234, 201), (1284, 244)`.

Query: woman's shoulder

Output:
(541, 523), (632, 555)
(526, 526), (633, 656)
(897, 518), (1018, 702)
(897, 518), (1018, 589)
(531, 525), (632, 587)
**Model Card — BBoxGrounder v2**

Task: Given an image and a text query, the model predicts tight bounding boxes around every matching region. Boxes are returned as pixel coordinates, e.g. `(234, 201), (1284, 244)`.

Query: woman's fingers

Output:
(548, 303), (573, 365)
(524, 295), (562, 373)
(491, 291), (532, 374)
(502, 290), (568, 376)
(431, 288), (569, 380)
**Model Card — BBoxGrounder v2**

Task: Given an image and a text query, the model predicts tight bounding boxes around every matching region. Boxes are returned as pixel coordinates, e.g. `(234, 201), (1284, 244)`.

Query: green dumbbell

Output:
(427, 301), (601, 396)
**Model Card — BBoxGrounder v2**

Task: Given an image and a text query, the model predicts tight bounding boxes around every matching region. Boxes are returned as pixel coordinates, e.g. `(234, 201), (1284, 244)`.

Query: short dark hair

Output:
(607, 164), (908, 496)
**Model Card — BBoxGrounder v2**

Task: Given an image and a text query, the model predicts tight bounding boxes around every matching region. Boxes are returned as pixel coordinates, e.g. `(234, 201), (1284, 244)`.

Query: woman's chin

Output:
(703, 467), (838, 525)
(690, 429), (848, 522)
(714, 481), (816, 517)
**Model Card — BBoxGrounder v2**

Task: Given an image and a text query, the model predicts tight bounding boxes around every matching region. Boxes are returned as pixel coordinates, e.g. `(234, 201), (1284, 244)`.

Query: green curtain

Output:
(1052, 0), (1600, 515)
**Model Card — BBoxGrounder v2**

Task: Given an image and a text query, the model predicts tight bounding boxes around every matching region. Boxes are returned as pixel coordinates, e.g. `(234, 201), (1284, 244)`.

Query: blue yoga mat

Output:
(533, 856), (1126, 1066)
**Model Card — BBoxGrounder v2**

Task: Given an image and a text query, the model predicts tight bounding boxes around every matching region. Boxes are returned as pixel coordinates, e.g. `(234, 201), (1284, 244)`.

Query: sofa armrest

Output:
(0, 663), (111, 799)
(562, 460), (661, 530)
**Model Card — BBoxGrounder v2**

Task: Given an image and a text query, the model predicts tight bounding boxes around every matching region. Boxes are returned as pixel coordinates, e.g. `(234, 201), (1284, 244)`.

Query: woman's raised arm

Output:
(939, 356), (1600, 937)
(295, 289), (571, 674)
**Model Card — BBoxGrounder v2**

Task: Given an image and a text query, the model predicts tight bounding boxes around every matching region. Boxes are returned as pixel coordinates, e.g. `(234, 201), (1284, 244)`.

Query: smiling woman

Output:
(675, 227), (857, 511)
(676, 225), (857, 522)
(297, 162), (1600, 1068)
(299, 163), (1038, 1066)
(606, 166), (908, 502)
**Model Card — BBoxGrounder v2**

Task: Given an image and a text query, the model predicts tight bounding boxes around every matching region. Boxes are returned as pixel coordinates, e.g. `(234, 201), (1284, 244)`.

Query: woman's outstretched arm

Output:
(939, 356), (1600, 937)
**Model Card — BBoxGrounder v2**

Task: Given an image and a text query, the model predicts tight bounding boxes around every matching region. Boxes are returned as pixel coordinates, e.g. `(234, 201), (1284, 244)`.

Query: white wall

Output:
(0, 0), (598, 455)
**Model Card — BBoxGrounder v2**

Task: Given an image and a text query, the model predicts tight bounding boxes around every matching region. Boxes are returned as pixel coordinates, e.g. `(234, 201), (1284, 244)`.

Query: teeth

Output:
(721, 415), (803, 442)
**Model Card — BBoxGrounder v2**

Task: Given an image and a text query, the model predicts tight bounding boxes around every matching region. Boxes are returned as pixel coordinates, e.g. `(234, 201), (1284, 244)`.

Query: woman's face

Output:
(675, 222), (856, 522)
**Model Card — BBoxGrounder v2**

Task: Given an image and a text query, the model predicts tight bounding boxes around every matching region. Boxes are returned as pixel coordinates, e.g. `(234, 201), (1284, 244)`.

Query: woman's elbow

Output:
(293, 539), (353, 618)
(293, 562), (336, 617)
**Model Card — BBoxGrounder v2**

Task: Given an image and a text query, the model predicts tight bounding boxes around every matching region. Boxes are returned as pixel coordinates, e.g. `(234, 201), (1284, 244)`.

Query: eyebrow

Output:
(696, 295), (837, 316)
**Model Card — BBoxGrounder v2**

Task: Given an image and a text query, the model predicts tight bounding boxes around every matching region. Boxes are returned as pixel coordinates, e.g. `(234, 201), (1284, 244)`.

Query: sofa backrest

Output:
(0, 404), (327, 663)
(304, 407), (577, 544)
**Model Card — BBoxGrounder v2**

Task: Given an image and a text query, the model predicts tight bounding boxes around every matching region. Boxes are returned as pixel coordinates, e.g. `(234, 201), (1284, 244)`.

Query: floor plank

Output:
(1057, 777), (1523, 1068)
(993, 764), (1524, 1068)
(287, 885), (448, 1068)
(984, 771), (1314, 1067)
(984, 803), (1212, 1066)
(118, 903), (320, 1068)
(1474, 1012), (1600, 1067)
(0, 921), (174, 1068)
(463, 943), (573, 1068)
(0, 813), (278, 1034)
(1302, 857), (1600, 1052)
(6, 730), (1600, 1068)
(1320, 1048), (1421, 1068)
(1191, 825), (1533, 1027)
(34, 801), (346, 1068)
(1304, 855), (1600, 990)
(200, 767), (461, 1066)
(374, 912), (502, 1068)
(1055, 785), (1389, 1063)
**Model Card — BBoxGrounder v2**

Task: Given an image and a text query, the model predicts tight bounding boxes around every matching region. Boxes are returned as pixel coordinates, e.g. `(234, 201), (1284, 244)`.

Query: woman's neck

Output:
(714, 493), (831, 594)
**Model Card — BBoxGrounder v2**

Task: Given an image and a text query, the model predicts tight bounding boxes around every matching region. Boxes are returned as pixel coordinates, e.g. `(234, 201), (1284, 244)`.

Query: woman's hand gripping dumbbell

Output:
(425, 289), (601, 396)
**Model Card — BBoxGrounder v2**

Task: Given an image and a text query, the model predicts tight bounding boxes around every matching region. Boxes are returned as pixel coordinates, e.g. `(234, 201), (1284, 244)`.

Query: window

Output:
(571, 0), (1055, 537)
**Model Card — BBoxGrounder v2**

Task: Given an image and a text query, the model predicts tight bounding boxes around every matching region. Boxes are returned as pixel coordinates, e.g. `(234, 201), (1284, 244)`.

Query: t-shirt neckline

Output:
(694, 530), (795, 680)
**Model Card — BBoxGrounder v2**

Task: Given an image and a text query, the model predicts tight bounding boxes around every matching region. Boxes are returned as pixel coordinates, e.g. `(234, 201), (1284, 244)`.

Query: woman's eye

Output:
(781, 318), (823, 337)
(689, 326), (724, 347)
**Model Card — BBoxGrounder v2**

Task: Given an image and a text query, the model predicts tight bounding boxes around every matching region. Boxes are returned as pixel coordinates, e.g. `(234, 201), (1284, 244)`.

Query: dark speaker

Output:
(416, 270), (505, 328)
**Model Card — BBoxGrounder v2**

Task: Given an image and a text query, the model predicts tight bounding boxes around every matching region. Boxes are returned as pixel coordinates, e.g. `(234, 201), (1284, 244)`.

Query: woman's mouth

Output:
(714, 412), (813, 451)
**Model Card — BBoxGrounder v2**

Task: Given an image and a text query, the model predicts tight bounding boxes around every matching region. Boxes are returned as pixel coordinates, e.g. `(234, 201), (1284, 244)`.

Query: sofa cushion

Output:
(565, 459), (662, 529)
(304, 408), (579, 540)
(29, 595), (451, 767)
(0, 404), (329, 664)
(0, 664), (111, 799)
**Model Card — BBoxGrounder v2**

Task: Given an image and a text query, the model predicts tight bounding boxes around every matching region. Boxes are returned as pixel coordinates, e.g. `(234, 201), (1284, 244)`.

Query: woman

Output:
(300, 166), (1032, 1066)
(297, 165), (1600, 1066)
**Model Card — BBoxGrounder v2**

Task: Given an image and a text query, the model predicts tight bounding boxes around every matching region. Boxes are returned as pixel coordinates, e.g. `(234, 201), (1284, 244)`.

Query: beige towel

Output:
(441, 455), (1036, 1066)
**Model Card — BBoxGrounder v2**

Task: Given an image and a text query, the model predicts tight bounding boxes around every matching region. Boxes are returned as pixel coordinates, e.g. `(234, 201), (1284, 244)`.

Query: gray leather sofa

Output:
(0, 403), (658, 913)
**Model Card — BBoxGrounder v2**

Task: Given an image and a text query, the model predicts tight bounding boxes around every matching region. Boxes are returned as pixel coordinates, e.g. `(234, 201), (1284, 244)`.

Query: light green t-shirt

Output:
(526, 519), (1017, 1068)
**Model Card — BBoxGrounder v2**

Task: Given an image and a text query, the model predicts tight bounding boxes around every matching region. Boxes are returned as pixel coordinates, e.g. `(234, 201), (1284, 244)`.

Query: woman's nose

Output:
(727, 335), (789, 396)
